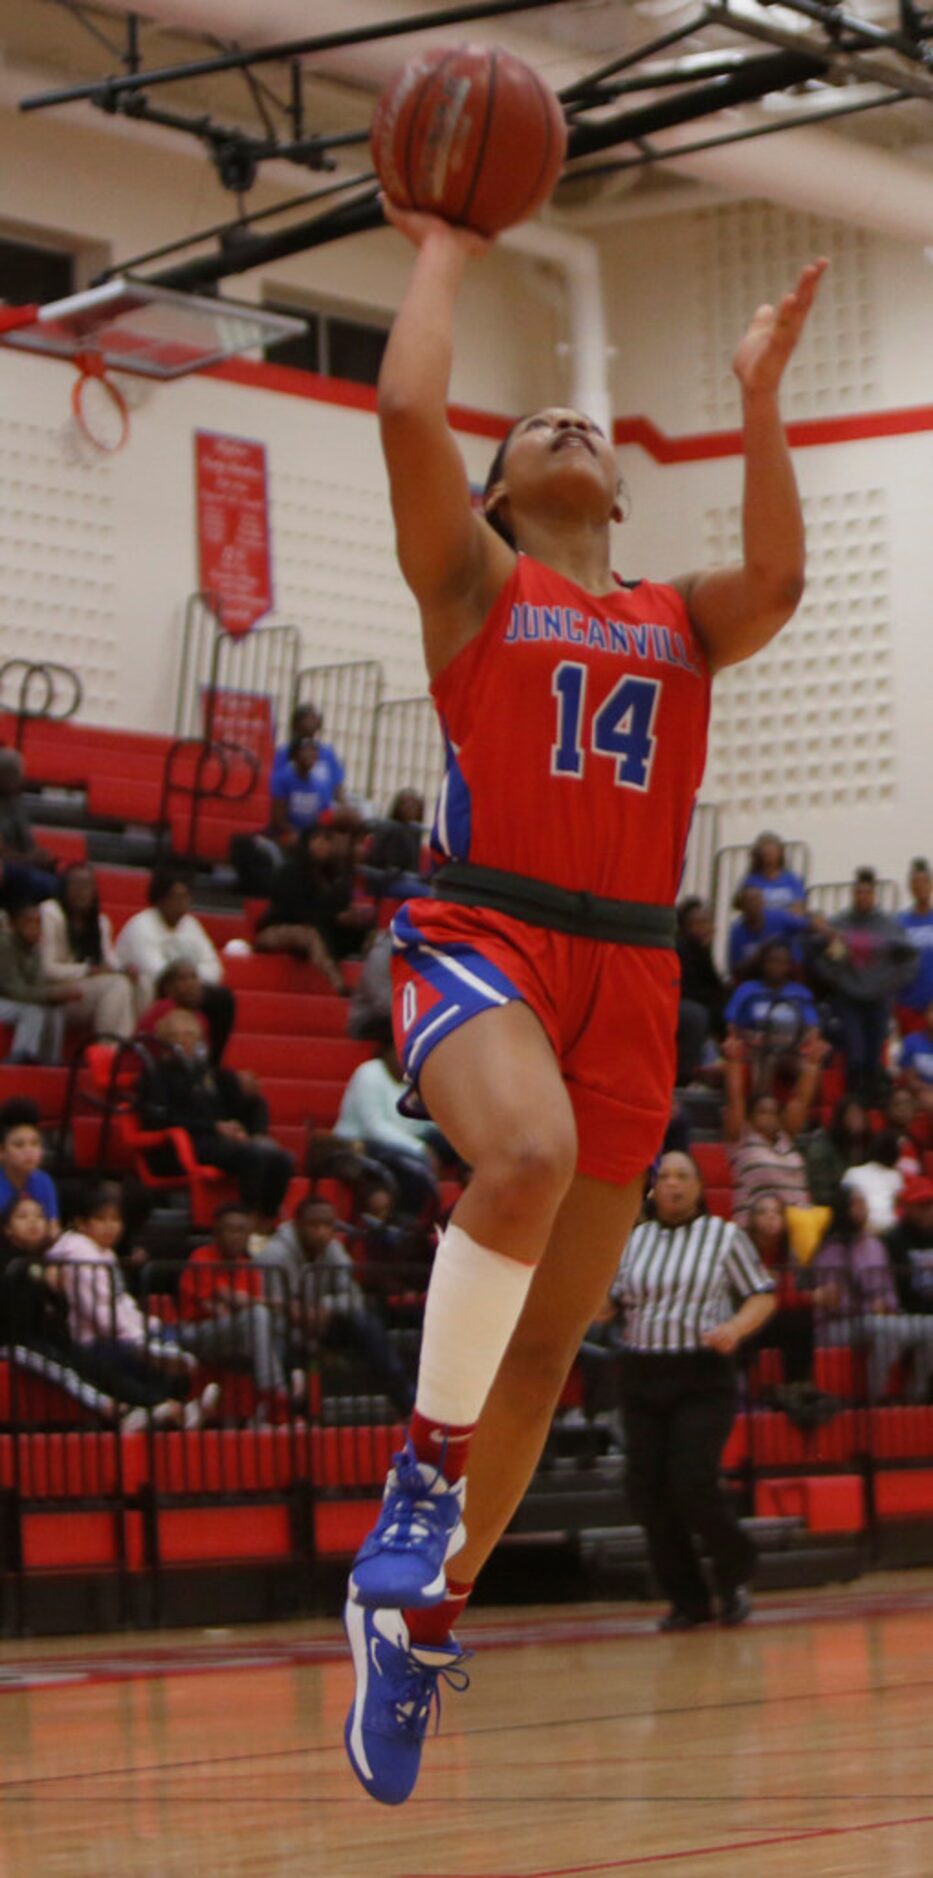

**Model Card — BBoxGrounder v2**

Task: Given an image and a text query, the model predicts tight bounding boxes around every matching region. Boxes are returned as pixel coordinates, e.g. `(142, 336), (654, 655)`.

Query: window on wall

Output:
(263, 298), (389, 387)
(0, 236), (75, 306)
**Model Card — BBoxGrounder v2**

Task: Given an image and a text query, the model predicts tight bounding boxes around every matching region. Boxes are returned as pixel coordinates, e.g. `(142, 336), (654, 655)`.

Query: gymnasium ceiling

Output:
(5, 0), (933, 278)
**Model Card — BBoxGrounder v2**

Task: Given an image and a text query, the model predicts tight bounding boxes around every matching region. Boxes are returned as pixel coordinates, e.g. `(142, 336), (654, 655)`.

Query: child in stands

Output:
(48, 1180), (217, 1427)
(0, 1098), (60, 1233)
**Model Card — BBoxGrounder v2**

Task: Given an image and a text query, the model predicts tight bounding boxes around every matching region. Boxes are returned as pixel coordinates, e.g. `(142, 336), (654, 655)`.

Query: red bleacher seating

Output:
(706, 1186), (733, 1219)
(34, 826), (87, 866)
(692, 1142), (732, 1188)
(234, 991), (348, 1037)
(226, 1035), (371, 1080)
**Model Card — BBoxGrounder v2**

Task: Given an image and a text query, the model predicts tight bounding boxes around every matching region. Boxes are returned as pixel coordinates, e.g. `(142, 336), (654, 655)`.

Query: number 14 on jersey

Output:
(551, 664), (660, 791)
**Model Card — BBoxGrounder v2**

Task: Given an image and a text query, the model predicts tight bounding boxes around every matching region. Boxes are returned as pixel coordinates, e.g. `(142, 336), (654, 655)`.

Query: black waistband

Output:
(429, 862), (676, 949)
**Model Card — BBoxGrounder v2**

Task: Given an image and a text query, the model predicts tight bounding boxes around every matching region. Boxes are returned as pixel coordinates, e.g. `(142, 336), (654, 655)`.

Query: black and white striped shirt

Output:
(612, 1214), (775, 1354)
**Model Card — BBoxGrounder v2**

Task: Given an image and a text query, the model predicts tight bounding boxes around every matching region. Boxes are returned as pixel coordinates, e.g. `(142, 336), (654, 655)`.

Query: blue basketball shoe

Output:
(343, 1600), (471, 1806)
(348, 1440), (466, 1610)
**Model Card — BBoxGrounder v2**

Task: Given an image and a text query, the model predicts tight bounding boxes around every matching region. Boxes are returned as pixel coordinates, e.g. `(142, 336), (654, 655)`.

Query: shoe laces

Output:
(379, 1448), (457, 1553)
(387, 1648), (472, 1739)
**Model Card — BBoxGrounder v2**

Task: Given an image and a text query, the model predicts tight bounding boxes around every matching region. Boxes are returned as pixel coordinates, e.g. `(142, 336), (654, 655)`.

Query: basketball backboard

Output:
(0, 276), (307, 379)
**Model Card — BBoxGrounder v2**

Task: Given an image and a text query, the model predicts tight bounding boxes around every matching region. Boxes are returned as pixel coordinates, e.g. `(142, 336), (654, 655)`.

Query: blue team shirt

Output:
(900, 1031), (933, 1086)
(728, 906), (805, 975)
(270, 739), (344, 795)
(897, 909), (933, 1012)
(742, 868), (806, 912)
(270, 743), (344, 832)
(0, 1167), (59, 1221)
(725, 978), (819, 1032)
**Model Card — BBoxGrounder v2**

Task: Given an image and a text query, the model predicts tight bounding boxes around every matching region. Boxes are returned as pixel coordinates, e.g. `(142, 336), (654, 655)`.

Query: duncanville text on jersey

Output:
(503, 602), (705, 677)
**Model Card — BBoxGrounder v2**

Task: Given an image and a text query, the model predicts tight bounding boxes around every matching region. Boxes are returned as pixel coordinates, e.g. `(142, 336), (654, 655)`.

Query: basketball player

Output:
(344, 196), (826, 1804)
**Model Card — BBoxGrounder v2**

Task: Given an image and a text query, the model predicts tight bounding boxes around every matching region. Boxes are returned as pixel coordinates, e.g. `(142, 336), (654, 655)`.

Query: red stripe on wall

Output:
(205, 356), (933, 458)
(613, 404), (933, 461)
(205, 357), (512, 440)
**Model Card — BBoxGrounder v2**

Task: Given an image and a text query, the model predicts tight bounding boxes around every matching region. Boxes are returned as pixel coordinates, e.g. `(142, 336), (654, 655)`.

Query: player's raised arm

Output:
(674, 259), (828, 673)
(377, 199), (515, 676)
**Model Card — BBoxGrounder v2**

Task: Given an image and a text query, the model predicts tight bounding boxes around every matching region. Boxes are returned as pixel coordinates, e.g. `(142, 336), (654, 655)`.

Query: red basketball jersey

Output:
(430, 555), (711, 904)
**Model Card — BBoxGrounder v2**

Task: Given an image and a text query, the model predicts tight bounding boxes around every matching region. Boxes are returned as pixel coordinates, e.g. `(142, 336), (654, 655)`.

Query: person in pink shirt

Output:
(48, 1180), (217, 1426)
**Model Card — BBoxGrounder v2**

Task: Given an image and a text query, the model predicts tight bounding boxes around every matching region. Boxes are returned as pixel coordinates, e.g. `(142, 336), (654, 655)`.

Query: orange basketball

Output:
(371, 44), (568, 237)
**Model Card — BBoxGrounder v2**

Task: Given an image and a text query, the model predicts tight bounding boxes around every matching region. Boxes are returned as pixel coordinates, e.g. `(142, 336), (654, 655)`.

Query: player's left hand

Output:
(732, 259), (828, 396)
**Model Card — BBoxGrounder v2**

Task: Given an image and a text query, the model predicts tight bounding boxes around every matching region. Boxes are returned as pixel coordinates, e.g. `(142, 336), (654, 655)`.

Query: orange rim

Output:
(71, 355), (130, 454)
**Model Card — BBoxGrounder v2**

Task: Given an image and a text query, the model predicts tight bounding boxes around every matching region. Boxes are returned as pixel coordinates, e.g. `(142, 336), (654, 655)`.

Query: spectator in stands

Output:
(899, 1000), (933, 1119)
(349, 1177), (436, 1292)
(268, 733), (342, 851)
(742, 1192), (816, 1398)
(0, 749), (58, 896)
(366, 790), (428, 897)
(887, 1176), (933, 1313)
(675, 897), (726, 1082)
(727, 884), (803, 981)
(177, 1204), (290, 1420)
(333, 1032), (441, 1222)
(724, 1032), (824, 1226)
(611, 1151), (775, 1629)
(724, 939), (820, 1089)
(810, 866), (916, 1099)
(257, 1195), (414, 1416)
(135, 958), (210, 1048)
(347, 929), (393, 1043)
(254, 821), (369, 993)
(47, 1180), (217, 1426)
(896, 858), (933, 1037)
(805, 1096), (872, 1207)
(271, 701), (345, 806)
(0, 900), (83, 1063)
(740, 832), (806, 915)
(138, 1008), (293, 1227)
(841, 1130), (904, 1234)
(114, 866), (235, 1062)
(0, 838), (52, 917)
(0, 1192), (159, 1428)
(811, 1184), (933, 1402)
(230, 702), (348, 896)
(884, 1084), (930, 1170)
(0, 1099), (59, 1231)
(39, 864), (138, 1040)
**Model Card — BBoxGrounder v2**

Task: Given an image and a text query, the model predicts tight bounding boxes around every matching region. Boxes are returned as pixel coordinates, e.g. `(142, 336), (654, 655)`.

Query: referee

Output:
(612, 1151), (776, 1630)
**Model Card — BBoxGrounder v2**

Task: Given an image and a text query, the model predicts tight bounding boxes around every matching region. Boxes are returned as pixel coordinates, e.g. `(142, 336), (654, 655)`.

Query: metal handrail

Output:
(0, 658), (82, 750)
(158, 733), (260, 861)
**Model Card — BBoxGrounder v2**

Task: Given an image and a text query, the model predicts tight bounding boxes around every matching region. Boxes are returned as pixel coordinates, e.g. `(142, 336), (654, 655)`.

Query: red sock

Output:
(405, 1576), (474, 1647)
(409, 1409), (476, 1484)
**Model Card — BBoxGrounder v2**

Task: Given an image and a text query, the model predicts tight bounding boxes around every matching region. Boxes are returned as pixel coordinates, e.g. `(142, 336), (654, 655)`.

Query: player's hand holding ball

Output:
(371, 44), (567, 239)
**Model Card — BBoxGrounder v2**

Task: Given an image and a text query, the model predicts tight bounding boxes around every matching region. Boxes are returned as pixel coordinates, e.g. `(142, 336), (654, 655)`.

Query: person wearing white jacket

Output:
(39, 865), (140, 1040)
(114, 865), (235, 1059)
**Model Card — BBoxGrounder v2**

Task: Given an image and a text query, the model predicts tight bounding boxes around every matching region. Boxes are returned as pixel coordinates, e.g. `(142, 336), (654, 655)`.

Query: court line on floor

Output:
(405, 1805), (933, 1876)
(0, 1585), (930, 1695)
(1, 1665), (932, 1793)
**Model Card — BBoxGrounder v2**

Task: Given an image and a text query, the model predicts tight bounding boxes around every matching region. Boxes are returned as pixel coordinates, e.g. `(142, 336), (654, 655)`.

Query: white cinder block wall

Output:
(0, 101), (931, 886)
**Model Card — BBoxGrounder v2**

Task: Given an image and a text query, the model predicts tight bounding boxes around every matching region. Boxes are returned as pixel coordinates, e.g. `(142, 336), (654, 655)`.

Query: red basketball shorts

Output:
(391, 898), (680, 1189)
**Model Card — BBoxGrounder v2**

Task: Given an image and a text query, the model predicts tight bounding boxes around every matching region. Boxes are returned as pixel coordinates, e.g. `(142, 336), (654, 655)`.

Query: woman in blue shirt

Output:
(742, 831), (806, 914)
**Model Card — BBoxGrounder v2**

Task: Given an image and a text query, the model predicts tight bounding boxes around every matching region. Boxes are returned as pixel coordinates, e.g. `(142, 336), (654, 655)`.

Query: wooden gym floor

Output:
(0, 1573), (932, 1876)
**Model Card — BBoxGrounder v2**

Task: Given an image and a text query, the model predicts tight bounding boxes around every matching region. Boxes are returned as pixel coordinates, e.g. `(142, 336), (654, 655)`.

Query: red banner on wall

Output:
(201, 687), (275, 765)
(195, 431), (273, 638)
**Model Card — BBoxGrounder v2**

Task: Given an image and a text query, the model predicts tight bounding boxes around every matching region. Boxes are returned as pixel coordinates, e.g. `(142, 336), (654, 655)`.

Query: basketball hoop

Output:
(71, 352), (130, 454)
(0, 278), (308, 455)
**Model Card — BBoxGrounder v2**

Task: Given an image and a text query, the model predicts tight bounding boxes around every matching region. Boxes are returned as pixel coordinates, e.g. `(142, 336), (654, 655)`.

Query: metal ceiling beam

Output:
(706, 0), (933, 102)
(151, 188), (385, 290)
(19, 0), (574, 112)
(565, 48), (828, 157)
(567, 85), (913, 182)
